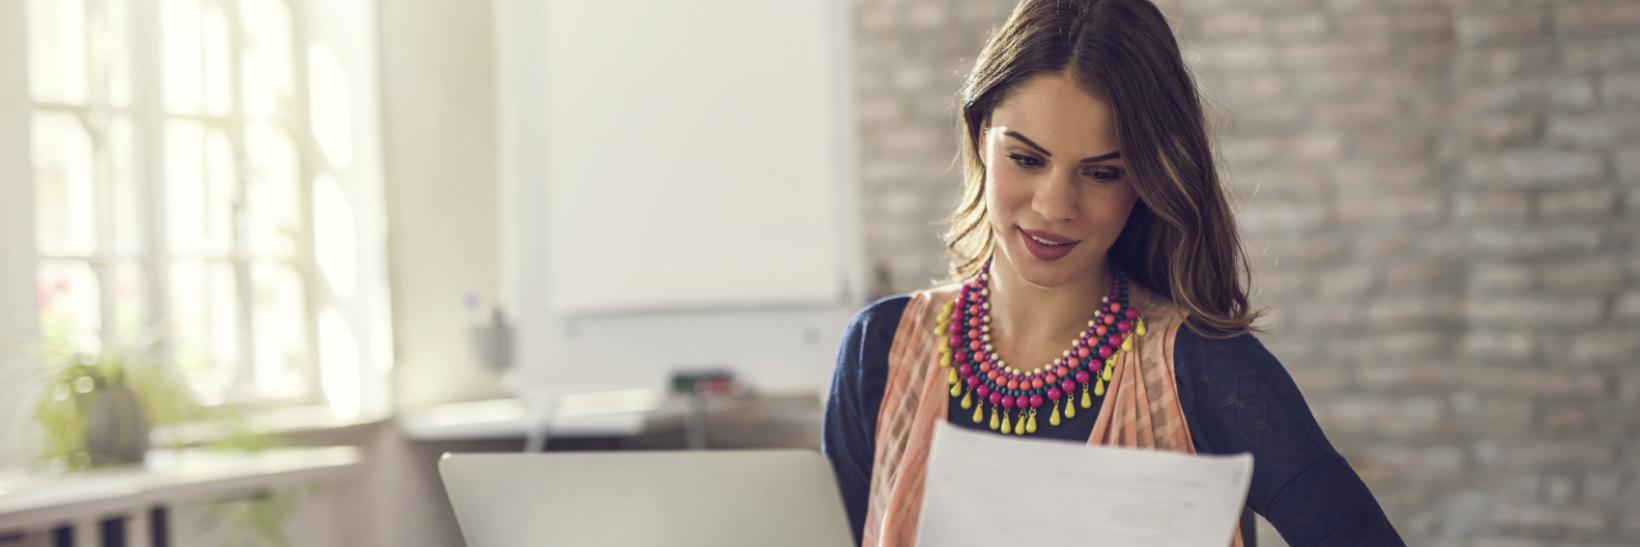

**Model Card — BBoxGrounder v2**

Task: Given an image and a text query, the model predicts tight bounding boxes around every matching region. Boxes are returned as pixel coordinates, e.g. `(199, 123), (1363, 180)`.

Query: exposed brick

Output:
(1457, 8), (1549, 47)
(1463, 295), (1605, 326)
(1555, 1), (1640, 38)
(1462, 149), (1603, 187)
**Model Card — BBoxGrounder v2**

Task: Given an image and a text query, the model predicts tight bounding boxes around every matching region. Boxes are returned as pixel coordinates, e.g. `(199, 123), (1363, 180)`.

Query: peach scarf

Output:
(860, 283), (1245, 547)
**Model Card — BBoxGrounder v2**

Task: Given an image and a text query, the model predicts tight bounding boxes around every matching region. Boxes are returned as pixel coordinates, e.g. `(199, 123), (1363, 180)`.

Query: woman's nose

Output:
(1029, 171), (1077, 222)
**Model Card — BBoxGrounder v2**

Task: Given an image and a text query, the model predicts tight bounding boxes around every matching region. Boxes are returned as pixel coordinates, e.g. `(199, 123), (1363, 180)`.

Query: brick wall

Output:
(852, 0), (1639, 544)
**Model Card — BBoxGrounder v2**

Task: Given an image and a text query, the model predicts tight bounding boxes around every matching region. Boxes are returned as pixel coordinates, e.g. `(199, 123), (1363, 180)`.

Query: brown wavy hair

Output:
(942, 0), (1261, 338)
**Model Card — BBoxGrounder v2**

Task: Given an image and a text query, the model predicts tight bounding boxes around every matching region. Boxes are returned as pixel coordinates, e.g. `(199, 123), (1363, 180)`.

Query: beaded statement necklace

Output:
(938, 262), (1147, 436)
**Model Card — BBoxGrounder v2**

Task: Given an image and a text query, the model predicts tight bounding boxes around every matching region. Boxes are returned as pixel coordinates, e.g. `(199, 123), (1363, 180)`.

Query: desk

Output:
(0, 447), (360, 547)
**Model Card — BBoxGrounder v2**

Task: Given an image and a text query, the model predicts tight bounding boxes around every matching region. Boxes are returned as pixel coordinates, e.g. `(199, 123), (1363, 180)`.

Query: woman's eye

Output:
(1085, 168), (1123, 183)
(1007, 153), (1044, 169)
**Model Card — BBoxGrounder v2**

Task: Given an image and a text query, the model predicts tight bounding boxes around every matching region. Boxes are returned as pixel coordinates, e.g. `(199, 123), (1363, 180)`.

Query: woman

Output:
(822, 1), (1405, 545)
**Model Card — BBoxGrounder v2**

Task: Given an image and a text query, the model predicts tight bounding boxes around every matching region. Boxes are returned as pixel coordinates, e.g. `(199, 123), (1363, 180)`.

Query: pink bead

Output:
(1029, 394), (1043, 408)
(969, 340), (981, 351)
(967, 376), (981, 389)
(988, 391), (1002, 406)
(1109, 334), (1122, 348)
(1125, 308), (1138, 319)
(1117, 320), (1131, 333)
(1076, 370), (1090, 384)
(1098, 345), (1113, 359)
(977, 385), (991, 398)
(1001, 395), (1014, 409)
(948, 323), (960, 335)
(968, 317), (980, 327)
(1077, 346), (1090, 358)
(949, 335), (961, 347)
(1048, 387), (1062, 401)
(955, 351), (969, 363)
(1061, 380), (1076, 393)
(959, 364), (973, 376)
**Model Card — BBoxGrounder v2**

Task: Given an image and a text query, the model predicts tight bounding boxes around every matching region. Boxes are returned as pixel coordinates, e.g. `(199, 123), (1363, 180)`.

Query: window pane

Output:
(110, 117), (143, 254)
(38, 260), (102, 355)
(207, 129), (238, 253)
(111, 261), (147, 348)
(162, 0), (202, 114)
(202, 4), (232, 116)
(27, 0), (88, 104)
(169, 260), (239, 403)
(166, 120), (205, 254)
(100, 0), (133, 106)
(32, 112), (96, 256)
(245, 124), (299, 257)
(239, 0), (293, 120)
(251, 262), (307, 397)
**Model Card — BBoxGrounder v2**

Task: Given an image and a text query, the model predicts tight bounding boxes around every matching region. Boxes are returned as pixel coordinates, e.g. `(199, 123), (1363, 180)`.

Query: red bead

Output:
(987, 371), (999, 381)
(966, 376), (980, 388)
(1029, 394), (1044, 408)
(1089, 362), (1102, 374)
(1077, 346), (1090, 358)
(1096, 325), (1108, 336)
(1048, 387), (1062, 401)
(1109, 302), (1121, 313)
(988, 392), (1002, 406)
(1061, 379), (1076, 393)
(967, 305), (980, 315)
(1075, 370), (1090, 383)
(959, 364), (973, 376)
(980, 362), (992, 373)
(1007, 379), (1019, 390)
(977, 385), (991, 398)
(1054, 366), (1067, 377)
(969, 340), (981, 351)
(1001, 395), (1014, 409)
(1117, 320), (1131, 333)
(1045, 373), (1058, 384)
(1098, 345), (1113, 359)
(949, 335), (961, 347)
(1110, 334), (1123, 348)
(968, 317), (981, 327)
(1125, 308), (1138, 320)
(1030, 378), (1044, 389)
(1104, 314), (1116, 325)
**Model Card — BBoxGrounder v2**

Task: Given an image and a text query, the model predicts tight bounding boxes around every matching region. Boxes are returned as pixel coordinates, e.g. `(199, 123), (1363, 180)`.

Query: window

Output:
(29, 0), (317, 406)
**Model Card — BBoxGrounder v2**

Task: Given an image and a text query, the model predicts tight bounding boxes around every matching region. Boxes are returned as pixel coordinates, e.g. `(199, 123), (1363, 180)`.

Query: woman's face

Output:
(982, 71), (1139, 289)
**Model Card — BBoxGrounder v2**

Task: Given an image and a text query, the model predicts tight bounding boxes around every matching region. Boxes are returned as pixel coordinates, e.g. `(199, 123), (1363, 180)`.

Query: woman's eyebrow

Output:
(1003, 129), (1122, 163)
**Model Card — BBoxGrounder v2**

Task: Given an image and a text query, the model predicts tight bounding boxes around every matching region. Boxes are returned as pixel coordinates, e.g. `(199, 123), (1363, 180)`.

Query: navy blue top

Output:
(821, 295), (1405, 547)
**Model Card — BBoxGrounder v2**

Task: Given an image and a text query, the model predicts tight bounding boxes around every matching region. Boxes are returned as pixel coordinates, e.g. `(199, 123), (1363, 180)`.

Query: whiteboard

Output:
(495, 0), (861, 394)
(540, 0), (846, 313)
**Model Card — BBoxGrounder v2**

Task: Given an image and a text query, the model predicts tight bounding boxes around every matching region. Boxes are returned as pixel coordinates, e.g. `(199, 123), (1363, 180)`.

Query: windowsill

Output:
(150, 404), (391, 448)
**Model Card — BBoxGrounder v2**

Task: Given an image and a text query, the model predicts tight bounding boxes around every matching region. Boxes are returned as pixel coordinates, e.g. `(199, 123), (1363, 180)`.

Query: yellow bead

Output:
(1049, 405), (1061, 426)
(1080, 385), (1092, 408)
(972, 402), (985, 423)
(939, 353), (952, 368)
(950, 382), (961, 397)
(1001, 410), (1013, 434)
(961, 390), (972, 409)
(948, 368), (959, 385)
(1014, 412), (1026, 435)
(1121, 336), (1133, 353)
(1136, 319), (1147, 337)
(1025, 410), (1037, 434)
(942, 300), (955, 314)
(1094, 378), (1106, 397)
(989, 407), (999, 430)
(1102, 363), (1113, 382)
(1064, 397), (1076, 419)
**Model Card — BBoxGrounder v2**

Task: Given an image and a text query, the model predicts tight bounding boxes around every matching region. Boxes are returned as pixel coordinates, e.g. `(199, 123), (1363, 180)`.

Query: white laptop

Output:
(439, 449), (854, 547)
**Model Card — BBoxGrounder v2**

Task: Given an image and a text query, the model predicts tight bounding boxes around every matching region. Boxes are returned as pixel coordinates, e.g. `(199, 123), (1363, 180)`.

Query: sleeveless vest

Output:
(860, 283), (1245, 547)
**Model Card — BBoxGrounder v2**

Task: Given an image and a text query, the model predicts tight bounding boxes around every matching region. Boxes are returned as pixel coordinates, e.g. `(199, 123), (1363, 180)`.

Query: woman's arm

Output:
(822, 296), (908, 545)
(1175, 330), (1406, 546)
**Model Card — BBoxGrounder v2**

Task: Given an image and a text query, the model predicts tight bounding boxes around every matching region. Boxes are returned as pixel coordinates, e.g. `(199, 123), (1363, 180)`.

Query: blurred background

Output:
(0, 0), (1636, 546)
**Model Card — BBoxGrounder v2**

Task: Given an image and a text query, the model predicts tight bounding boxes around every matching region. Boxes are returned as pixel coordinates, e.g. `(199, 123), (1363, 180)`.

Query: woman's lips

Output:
(1018, 227), (1079, 261)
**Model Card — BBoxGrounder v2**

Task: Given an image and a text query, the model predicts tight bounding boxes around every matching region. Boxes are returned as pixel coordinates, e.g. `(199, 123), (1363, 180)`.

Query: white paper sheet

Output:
(917, 421), (1254, 547)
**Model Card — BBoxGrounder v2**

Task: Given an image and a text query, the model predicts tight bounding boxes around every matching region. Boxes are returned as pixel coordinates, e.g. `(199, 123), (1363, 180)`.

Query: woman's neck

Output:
(987, 254), (1111, 361)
